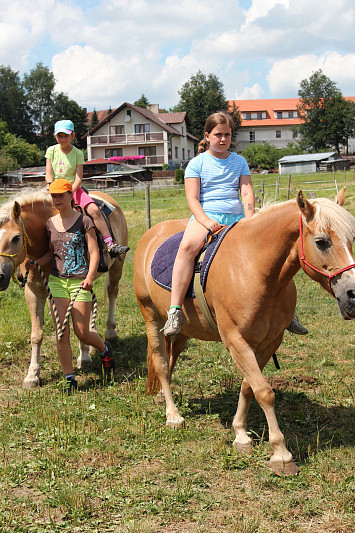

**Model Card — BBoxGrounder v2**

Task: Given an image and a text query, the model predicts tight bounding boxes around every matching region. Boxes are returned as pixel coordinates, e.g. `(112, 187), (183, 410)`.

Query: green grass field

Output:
(0, 172), (354, 532)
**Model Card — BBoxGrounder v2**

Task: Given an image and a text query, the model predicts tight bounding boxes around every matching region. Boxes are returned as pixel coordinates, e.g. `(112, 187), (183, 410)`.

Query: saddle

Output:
(151, 223), (236, 297)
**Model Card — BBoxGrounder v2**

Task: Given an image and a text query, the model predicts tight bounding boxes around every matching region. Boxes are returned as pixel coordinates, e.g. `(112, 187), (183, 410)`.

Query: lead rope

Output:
(22, 260), (97, 341)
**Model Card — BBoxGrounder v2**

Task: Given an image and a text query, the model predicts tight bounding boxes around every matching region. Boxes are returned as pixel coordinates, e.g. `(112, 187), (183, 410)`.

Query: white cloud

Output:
(234, 84), (265, 100)
(243, 0), (289, 26)
(267, 52), (355, 97)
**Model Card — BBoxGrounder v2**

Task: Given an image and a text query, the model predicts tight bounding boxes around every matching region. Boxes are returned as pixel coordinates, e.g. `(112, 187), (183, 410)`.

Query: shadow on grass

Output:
(187, 387), (355, 463)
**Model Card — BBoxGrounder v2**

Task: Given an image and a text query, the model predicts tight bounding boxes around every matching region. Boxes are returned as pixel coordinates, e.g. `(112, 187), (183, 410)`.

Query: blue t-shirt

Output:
(184, 151), (251, 215)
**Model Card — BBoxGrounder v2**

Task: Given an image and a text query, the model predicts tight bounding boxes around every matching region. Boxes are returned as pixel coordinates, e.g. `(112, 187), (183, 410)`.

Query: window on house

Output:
(105, 148), (123, 158)
(110, 125), (125, 135)
(135, 123), (150, 133)
(277, 112), (282, 119)
(139, 146), (156, 156)
(188, 150), (191, 159)
(127, 110), (131, 117)
(257, 112), (262, 120)
(250, 131), (255, 143)
(182, 148), (185, 159)
(175, 147), (179, 158)
(246, 113), (251, 120)
(288, 111), (294, 119)
(276, 130), (281, 138)
(292, 129), (299, 138)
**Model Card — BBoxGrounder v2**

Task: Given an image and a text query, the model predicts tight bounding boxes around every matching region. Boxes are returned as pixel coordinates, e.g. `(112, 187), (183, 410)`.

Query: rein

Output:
(22, 259), (98, 342)
(0, 219), (31, 286)
(299, 213), (355, 297)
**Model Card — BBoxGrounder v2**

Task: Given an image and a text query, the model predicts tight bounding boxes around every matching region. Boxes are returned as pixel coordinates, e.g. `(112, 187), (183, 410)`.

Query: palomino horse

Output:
(0, 188), (128, 388)
(134, 190), (355, 475)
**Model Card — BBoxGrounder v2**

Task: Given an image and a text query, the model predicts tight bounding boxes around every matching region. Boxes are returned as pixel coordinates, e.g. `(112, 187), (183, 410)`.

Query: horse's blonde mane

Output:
(255, 197), (355, 242)
(0, 188), (51, 225)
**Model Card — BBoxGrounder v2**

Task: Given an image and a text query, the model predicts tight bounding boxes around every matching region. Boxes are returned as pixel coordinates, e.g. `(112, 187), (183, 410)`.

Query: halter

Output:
(0, 219), (31, 285)
(299, 213), (355, 297)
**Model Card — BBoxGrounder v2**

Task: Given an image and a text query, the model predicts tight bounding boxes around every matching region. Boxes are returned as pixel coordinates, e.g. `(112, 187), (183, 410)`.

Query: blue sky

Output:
(1, 0), (355, 111)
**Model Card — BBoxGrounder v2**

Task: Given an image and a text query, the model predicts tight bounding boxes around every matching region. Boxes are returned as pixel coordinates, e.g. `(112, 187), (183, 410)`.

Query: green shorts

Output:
(48, 275), (92, 302)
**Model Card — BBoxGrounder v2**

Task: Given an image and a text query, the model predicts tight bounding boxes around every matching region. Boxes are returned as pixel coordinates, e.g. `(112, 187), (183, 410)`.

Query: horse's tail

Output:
(146, 337), (173, 395)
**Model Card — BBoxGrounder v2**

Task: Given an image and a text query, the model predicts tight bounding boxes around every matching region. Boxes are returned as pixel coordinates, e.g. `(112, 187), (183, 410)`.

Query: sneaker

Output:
(287, 315), (308, 335)
(62, 376), (78, 395)
(100, 341), (115, 373)
(108, 244), (130, 260)
(163, 308), (186, 336)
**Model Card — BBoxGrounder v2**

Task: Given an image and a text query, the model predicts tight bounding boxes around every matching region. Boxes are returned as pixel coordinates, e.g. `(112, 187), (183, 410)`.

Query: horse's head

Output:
(0, 201), (28, 291)
(297, 189), (355, 319)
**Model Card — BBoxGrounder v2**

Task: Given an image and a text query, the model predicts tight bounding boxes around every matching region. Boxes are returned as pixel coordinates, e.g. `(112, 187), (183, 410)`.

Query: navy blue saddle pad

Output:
(151, 223), (236, 298)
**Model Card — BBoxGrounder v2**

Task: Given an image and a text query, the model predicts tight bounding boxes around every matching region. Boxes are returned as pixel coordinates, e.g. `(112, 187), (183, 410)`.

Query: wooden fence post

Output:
(145, 183), (151, 230)
(287, 174), (291, 200)
(261, 181), (265, 207)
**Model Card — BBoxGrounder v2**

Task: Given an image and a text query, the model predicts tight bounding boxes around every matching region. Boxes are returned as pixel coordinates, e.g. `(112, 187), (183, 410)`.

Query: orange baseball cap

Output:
(48, 179), (73, 194)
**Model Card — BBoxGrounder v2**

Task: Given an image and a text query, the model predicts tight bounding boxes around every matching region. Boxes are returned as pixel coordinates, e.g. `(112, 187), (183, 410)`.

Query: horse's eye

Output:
(315, 238), (331, 251)
(11, 234), (21, 245)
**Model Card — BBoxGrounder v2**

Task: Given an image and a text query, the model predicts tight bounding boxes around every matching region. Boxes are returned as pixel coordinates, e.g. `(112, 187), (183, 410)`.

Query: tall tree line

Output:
(0, 63), (87, 151)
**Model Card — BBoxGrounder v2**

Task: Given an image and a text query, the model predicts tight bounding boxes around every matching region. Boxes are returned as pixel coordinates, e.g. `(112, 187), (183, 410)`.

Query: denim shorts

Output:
(48, 275), (92, 302)
(190, 212), (245, 225)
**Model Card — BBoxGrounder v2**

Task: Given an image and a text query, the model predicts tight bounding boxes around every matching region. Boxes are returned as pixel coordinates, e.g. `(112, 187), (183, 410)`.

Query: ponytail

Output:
(198, 139), (209, 153)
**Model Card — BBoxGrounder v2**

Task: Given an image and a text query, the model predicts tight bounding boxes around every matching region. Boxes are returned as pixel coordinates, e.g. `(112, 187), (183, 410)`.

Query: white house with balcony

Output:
(85, 103), (197, 169)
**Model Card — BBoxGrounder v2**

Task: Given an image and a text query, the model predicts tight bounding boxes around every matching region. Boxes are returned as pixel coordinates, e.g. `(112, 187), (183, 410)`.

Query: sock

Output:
(99, 345), (108, 357)
(103, 235), (114, 248)
(170, 305), (182, 311)
(65, 374), (75, 380)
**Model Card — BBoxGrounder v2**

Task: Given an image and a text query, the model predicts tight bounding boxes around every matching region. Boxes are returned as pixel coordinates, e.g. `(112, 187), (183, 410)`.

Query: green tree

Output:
(297, 70), (355, 153)
(23, 62), (55, 144)
(0, 121), (42, 172)
(241, 143), (279, 170)
(175, 70), (240, 140)
(134, 94), (150, 108)
(90, 109), (99, 129)
(0, 66), (33, 142)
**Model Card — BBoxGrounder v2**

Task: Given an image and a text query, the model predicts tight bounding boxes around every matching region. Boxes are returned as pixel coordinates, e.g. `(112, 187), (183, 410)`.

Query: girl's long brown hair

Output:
(198, 111), (235, 153)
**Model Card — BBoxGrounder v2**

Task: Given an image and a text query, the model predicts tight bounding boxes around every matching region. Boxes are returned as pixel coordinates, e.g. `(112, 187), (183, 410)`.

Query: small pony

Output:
(134, 190), (355, 476)
(0, 188), (128, 388)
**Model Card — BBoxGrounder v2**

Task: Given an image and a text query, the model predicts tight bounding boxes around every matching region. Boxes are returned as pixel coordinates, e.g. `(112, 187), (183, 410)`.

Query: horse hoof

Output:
(233, 441), (253, 454)
(166, 416), (185, 429)
(23, 377), (39, 389)
(76, 357), (92, 370)
(270, 459), (299, 476)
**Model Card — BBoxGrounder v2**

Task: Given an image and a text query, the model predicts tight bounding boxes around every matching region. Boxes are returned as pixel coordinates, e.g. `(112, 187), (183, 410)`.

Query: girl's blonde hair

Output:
(198, 111), (235, 153)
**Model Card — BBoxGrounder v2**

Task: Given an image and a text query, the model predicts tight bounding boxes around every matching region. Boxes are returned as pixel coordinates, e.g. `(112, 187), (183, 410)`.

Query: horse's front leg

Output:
(232, 336), (284, 454)
(226, 333), (299, 476)
(22, 280), (47, 389)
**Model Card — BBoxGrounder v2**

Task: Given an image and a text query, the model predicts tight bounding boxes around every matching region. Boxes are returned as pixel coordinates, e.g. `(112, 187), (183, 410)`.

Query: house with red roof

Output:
(229, 97), (355, 153)
(84, 103), (198, 169)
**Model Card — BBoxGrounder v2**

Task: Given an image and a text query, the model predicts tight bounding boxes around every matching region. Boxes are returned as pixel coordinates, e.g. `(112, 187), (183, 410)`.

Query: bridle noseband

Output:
(299, 213), (355, 297)
(0, 219), (31, 285)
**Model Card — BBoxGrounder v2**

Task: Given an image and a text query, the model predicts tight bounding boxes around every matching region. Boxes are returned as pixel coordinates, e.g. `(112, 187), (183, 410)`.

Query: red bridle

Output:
(299, 214), (355, 297)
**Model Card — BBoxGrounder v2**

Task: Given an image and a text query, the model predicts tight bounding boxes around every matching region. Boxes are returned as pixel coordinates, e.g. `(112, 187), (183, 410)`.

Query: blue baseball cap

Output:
(54, 120), (74, 135)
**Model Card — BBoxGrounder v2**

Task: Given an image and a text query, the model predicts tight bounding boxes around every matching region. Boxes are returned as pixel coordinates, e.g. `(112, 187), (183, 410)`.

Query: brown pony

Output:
(0, 188), (128, 388)
(134, 190), (355, 475)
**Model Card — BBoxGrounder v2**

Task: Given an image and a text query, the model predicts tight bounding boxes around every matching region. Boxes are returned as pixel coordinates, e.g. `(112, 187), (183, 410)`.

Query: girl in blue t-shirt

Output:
(163, 111), (307, 337)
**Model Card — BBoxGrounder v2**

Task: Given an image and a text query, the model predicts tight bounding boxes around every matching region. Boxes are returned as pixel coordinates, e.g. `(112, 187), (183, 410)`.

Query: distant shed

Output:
(278, 152), (338, 175)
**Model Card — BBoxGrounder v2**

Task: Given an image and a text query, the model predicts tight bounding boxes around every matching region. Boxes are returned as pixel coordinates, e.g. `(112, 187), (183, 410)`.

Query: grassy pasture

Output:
(0, 171), (354, 532)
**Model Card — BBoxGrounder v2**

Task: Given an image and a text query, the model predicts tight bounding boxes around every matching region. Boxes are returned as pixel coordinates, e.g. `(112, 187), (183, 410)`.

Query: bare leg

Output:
(86, 202), (111, 239)
(51, 297), (75, 375)
(170, 220), (207, 307)
(71, 301), (105, 352)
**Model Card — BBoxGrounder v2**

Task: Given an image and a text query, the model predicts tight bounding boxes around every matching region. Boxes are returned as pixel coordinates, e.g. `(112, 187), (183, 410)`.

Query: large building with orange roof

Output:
(229, 97), (355, 153)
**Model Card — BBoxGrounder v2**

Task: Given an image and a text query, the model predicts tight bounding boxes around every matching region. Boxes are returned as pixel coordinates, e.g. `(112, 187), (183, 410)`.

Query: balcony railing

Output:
(91, 132), (164, 145)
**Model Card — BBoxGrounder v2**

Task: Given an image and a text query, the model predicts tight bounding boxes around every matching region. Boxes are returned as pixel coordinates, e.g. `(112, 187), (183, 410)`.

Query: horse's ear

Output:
(296, 190), (315, 221)
(11, 201), (21, 220)
(335, 186), (346, 206)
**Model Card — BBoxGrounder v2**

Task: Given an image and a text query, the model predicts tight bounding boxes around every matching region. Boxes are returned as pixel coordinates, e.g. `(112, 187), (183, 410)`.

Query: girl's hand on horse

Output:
(206, 218), (221, 233)
(80, 276), (93, 291)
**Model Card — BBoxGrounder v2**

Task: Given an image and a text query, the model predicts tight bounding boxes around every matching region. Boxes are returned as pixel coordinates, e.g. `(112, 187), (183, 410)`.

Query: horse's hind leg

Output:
(22, 279), (47, 389)
(232, 377), (254, 453)
(146, 322), (187, 428)
(105, 258), (123, 342)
